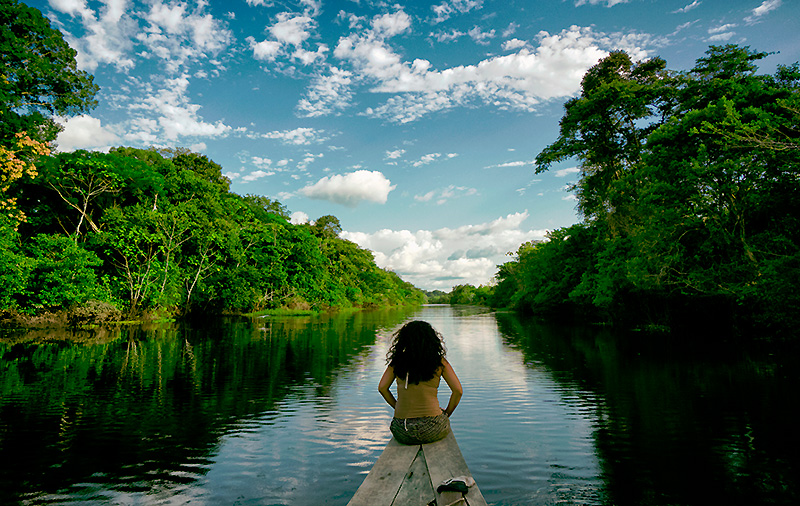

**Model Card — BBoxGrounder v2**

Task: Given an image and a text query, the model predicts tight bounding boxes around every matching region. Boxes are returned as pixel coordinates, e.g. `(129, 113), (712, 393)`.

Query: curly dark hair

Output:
(386, 320), (446, 385)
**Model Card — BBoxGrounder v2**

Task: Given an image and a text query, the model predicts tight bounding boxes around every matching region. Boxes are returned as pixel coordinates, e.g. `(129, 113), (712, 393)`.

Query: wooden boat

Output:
(347, 431), (487, 506)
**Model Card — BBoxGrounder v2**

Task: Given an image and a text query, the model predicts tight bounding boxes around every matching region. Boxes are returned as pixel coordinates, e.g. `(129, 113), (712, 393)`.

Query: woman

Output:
(378, 320), (463, 445)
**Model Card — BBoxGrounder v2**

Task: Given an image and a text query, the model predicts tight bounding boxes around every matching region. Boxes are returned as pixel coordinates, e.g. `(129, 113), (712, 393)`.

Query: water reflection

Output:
(0, 308), (415, 505)
(495, 313), (800, 506)
(2, 306), (798, 506)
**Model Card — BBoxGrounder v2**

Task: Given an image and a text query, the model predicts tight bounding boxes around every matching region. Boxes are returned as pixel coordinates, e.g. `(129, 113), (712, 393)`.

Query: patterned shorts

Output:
(390, 413), (451, 445)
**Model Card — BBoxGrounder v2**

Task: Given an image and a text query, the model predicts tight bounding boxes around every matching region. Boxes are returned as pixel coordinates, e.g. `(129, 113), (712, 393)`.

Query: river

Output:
(1, 305), (798, 505)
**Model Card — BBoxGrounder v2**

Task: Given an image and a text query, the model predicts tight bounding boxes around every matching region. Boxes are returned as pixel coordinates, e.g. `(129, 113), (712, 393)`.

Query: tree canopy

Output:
(2, 147), (423, 319)
(494, 45), (800, 336)
(0, 0), (99, 145)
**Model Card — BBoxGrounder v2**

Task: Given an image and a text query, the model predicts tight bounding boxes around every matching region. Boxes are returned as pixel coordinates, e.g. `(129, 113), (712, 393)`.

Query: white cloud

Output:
(126, 74), (232, 143)
(297, 152), (324, 170)
(290, 211), (309, 224)
(385, 149), (406, 159)
(249, 38), (282, 61)
(353, 25), (641, 123)
(300, 170), (396, 207)
(745, 0), (782, 23)
(502, 38), (529, 51)
(503, 23), (519, 38)
(412, 153), (443, 167)
(430, 0), (484, 24)
(342, 211), (549, 290)
(270, 12), (314, 45)
(242, 170), (272, 182)
(262, 127), (329, 145)
(414, 185), (478, 205)
(55, 115), (119, 152)
(247, 8), (328, 67)
(574, 0), (630, 6)
(334, 10), (413, 83)
(296, 66), (354, 117)
(673, 0), (701, 14)
(431, 29), (465, 43)
(49, 0), (92, 17)
(52, 0), (136, 72)
(326, 12), (655, 124)
(137, 1), (232, 74)
(371, 10), (412, 36)
(468, 26), (496, 45)
(707, 24), (736, 42)
(485, 160), (533, 169)
(709, 23), (737, 34)
(554, 167), (580, 177)
(707, 32), (734, 42)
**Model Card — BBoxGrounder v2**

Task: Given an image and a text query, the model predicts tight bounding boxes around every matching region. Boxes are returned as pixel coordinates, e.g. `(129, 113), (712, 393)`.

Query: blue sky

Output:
(34, 0), (799, 290)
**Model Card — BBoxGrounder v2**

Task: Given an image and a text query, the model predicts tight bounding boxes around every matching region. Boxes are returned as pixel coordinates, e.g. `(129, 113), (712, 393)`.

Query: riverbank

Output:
(0, 298), (424, 334)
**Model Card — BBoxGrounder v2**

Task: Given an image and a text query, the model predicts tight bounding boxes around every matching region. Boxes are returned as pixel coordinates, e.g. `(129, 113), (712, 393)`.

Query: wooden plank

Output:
(391, 447), (436, 506)
(347, 438), (421, 506)
(423, 432), (488, 506)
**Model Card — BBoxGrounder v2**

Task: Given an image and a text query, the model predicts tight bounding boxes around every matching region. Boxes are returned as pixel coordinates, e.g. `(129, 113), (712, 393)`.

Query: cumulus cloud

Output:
(413, 153), (442, 167)
(503, 23), (519, 38)
(242, 170), (272, 182)
(246, 6), (329, 68)
(502, 38), (529, 51)
(745, 0), (782, 23)
(414, 185), (478, 205)
(385, 149), (406, 159)
(138, 1), (232, 74)
(316, 11), (656, 124)
(297, 10), (413, 115)
(484, 159), (535, 169)
(342, 211), (549, 290)
(707, 23), (737, 42)
(50, 0), (137, 72)
(300, 170), (396, 207)
(353, 25), (645, 123)
(431, 0), (484, 24)
(574, 0), (630, 6)
(431, 29), (465, 43)
(290, 210), (309, 224)
(673, 0), (701, 14)
(262, 127), (329, 145)
(468, 26), (496, 45)
(554, 167), (580, 177)
(296, 66), (354, 117)
(55, 115), (120, 152)
(125, 74), (232, 143)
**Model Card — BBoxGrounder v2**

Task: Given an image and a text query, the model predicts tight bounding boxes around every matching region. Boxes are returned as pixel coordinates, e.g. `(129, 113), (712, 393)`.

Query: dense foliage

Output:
(491, 45), (800, 336)
(1, 147), (423, 319)
(0, 2), (422, 321)
(0, 0), (98, 145)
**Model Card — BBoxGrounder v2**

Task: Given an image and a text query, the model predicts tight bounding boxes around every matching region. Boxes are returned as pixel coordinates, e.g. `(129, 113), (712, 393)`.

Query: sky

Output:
(31, 0), (800, 291)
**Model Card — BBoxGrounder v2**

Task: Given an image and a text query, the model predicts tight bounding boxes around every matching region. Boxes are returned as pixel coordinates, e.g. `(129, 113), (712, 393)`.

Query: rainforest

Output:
(2, 0), (799, 338)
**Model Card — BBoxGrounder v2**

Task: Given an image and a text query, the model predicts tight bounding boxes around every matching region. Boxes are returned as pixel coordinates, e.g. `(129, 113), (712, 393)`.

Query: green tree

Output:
(37, 151), (126, 238)
(22, 234), (106, 309)
(535, 51), (672, 231)
(0, 0), (99, 145)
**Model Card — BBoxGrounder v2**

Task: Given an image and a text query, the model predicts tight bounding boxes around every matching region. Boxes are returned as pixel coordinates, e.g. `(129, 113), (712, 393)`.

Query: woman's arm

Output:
(378, 366), (397, 409)
(441, 358), (463, 417)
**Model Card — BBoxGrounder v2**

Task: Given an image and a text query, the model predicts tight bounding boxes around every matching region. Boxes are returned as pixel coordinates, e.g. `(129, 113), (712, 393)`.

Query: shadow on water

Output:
(0, 307), (415, 505)
(495, 313), (800, 506)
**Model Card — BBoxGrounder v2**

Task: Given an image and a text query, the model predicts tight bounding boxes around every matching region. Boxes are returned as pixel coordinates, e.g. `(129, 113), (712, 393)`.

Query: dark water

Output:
(1, 305), (798, 505)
